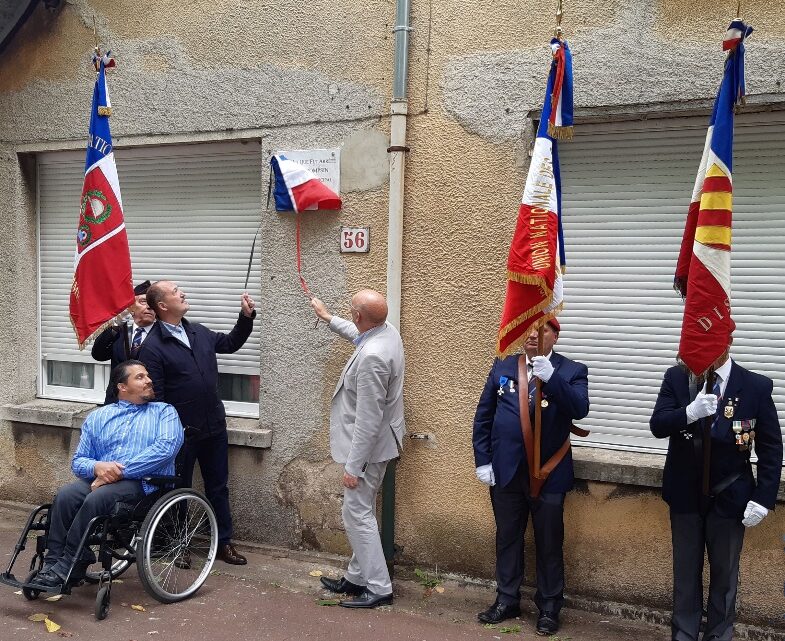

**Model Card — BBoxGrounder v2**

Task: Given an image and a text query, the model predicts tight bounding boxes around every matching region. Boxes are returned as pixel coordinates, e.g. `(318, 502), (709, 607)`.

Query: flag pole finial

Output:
(736, 0), (742, 19)
(92, 16), (101, 71)
(554, 0), (564, 39)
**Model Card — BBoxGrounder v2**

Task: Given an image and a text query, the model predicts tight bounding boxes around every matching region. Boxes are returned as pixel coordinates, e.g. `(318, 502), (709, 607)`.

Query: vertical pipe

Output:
(382, 0), (411, 571)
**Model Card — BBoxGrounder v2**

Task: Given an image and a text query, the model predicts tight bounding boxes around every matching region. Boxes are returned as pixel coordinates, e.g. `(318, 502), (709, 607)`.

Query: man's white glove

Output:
(742, 500), (768, 527)
(475, 464), (496, 487)
(685, 392), (718, 423)
(531, 355), (554, 383)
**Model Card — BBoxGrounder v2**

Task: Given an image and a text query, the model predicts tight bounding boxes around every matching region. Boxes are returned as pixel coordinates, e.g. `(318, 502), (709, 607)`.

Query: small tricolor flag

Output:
(497, 37), (572, 357)
(270, 155), (342, 213)
(674, 20), (752, 376)
(69, 52), (134, 348)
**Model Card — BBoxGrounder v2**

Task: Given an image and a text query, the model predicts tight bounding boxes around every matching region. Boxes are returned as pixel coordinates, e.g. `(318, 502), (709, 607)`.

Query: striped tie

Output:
(528, 364), (536, 413)
(131, 327), (145, 353)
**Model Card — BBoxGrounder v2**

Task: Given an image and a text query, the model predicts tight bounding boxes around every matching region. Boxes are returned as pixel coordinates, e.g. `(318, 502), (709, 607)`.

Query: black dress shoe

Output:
(217, 543), (247, 565)
(30, 569), (64, 590)
(339, 588), (393, 609)
(320, 575), (365, 595)
(536, 610), (559, 636)
(478, 601), (521, 624)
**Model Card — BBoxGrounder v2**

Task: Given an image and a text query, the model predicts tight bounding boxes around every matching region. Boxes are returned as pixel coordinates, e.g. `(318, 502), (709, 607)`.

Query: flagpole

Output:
(701, 367), (716, 510)
(534, 326), (544, 478)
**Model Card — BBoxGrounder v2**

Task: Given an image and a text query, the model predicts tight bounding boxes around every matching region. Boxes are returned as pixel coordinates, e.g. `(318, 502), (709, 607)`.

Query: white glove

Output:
(531, 355), (554, 383)
(742, 500), (768, 527)
(475, 464), (496, 487)
(686, 392), (718, 422)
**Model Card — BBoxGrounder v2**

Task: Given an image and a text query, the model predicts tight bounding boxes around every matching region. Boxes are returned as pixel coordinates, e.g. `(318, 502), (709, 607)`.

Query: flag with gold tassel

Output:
(497, 36), (572, 357)
(674, 19), (752, 375)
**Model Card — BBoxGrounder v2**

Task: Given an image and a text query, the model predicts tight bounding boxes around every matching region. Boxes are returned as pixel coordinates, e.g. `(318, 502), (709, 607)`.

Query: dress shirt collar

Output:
(353, 323), (385, 346)
(160, 320), (185, 335)
(713, 357), (733, 395)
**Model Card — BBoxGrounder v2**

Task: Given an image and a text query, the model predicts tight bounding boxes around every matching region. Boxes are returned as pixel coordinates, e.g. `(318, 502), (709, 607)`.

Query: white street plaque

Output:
(278, 148), (340, 195)
(340, 226), (370, 253)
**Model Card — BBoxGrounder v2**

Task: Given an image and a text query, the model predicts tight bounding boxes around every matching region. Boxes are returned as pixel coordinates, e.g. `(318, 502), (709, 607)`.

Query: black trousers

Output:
(45, 479), (145, 579)
(670, 509), (745, 641)
(490, 464), (566, 614)
(178, 431), (233, 545)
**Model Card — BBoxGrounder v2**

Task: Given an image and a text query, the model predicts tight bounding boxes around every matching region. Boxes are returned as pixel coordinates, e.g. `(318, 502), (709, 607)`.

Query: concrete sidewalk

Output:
(0, 502), (772, 641)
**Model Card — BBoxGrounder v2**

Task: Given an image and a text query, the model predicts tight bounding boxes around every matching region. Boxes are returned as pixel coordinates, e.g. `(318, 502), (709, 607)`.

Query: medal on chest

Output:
(732, 418), (756, 452)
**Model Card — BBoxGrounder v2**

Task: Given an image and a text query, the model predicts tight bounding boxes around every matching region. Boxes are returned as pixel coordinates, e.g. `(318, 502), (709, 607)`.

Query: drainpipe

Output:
(381, 0), (411, 572)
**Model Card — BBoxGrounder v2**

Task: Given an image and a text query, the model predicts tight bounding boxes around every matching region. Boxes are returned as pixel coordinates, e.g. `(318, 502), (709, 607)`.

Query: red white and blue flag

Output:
(497, 38), (572, 357)
(69, 52), (134, 348)
(270, 155), (342, 213)
(674, 20), (752, 376)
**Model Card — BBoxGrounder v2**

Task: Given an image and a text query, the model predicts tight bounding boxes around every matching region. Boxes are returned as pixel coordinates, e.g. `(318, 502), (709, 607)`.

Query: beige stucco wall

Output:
(1, 0), (784, 629)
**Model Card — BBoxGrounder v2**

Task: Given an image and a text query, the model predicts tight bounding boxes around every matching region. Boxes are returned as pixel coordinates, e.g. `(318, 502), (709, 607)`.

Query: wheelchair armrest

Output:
(142, 475), (183, 488)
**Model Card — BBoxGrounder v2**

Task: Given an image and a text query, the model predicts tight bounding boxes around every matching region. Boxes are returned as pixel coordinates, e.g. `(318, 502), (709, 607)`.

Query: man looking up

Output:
(140, 281), (256, 565)
(33, 361), (183, 589)
(310, 289), (405, 609)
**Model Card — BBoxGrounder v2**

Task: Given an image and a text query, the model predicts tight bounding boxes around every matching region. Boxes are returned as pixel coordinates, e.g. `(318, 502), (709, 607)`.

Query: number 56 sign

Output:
(340, 227), (370, 253)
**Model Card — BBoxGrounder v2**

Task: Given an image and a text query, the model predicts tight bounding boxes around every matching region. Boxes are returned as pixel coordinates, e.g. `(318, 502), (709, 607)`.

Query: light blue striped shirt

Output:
(160, 320), (191, 348)
(72, 400), (184, 494)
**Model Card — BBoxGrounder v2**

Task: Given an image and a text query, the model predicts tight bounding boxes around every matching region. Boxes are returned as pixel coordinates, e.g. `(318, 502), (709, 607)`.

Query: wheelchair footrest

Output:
(0, 572), (71, 595)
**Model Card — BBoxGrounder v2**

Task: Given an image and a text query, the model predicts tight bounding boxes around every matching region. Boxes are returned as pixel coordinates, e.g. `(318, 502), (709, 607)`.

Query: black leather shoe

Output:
(339, 588), (393, 609)
(320, 575), (365, 595)
(536, 610), (559, 636)
(217, 543), (247, 565)
(30, 569), (64, 590)
(478, 601), (521, 624)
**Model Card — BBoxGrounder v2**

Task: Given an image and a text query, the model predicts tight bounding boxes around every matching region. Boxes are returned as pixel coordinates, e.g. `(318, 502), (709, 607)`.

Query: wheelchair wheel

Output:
(136, 489), (218, 604)
(95, 585), (110, 620)
(22, 570), (41, 601)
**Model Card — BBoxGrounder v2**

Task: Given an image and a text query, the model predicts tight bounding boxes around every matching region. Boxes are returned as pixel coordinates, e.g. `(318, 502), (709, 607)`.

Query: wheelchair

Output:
(0, 476), (218, 620)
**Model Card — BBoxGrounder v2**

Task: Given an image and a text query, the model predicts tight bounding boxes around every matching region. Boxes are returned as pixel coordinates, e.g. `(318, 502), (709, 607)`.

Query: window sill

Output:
(572, 446), (785, 503)
(0, 400), (272, 449)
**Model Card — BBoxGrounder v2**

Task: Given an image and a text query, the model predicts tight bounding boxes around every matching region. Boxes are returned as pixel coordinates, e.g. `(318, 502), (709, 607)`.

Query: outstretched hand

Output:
(241, 292), (256, 317)
(310, 298), (333, 323)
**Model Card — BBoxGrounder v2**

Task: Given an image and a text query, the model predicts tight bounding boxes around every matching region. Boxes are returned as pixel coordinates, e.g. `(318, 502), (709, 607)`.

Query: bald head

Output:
(351, 289), (388, 330)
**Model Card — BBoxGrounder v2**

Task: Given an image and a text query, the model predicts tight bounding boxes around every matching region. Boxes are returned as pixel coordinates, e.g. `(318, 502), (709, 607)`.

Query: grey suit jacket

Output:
(328, 316), (406, 476)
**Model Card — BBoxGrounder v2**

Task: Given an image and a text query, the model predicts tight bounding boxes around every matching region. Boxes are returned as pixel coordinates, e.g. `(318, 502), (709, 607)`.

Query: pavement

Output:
(0, 502), (672, 641)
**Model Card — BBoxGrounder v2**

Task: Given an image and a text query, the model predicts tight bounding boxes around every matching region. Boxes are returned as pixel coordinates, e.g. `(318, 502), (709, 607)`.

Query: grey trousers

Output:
(670, 509), (745, 641)
(342, 460), (392, 596)
(45, 478), (145, 579)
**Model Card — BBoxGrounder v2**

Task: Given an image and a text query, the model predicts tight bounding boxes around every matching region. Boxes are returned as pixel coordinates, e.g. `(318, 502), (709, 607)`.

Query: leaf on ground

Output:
(44, 618), (61, 633)
(434, 586), (445, 593)
(57, 633), (74, 638)
(413, 568), (440, 588)
(28, 613), (49, 622)
(483, 623), (498, 629)
(45, 595), (63, 602)
(308, 570), (323, 577)
(317, 599), (340, 606)
(498, 625), (521, 634)
(131, 604), (146, 612)
(13, 590), (22, 595)
(113, 579), (124, 584)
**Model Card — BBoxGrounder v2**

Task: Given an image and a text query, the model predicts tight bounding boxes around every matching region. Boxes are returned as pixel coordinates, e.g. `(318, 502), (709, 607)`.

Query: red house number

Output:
(340, 227), (370, 253)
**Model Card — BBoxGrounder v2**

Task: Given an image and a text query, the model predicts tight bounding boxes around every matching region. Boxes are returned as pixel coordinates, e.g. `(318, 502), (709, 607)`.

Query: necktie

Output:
(527, 364), (536, 413)
(131, 327), (145, 351)
(710, 377), (722, 436)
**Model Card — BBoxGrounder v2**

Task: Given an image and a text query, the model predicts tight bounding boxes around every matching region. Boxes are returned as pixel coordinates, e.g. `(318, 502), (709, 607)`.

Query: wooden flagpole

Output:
(534, 326), (544, 478)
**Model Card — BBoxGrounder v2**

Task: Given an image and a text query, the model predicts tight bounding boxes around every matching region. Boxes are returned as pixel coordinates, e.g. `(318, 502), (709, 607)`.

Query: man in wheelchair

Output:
(32, 360), (183, 590)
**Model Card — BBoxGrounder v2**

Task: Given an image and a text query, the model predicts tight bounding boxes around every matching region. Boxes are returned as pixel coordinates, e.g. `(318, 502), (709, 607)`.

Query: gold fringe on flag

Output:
(547, 123), (574, 140)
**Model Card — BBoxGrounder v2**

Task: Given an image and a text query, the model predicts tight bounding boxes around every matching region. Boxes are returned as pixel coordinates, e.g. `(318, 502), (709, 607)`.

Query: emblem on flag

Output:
(69, 51), (134, 348)
(674, 20), (752, 376)
(497, 37), (572, 358)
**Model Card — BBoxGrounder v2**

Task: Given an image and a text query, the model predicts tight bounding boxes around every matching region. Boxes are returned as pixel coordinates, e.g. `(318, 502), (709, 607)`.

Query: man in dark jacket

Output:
(139, 280), (256, 565)
(650, 355), (782, 641)
(91, 280), (155, 404)
(472, 319), (589, 635)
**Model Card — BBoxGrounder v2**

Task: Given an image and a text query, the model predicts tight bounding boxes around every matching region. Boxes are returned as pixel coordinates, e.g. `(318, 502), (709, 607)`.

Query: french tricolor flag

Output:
(270, 155), (342, 213)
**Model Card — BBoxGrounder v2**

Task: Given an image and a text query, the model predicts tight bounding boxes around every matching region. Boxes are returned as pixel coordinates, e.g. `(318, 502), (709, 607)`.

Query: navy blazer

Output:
(91, 325), (132, 404)
(137, 313), (255, 439)
(473, 352), (590, 493)
(650, 362), (782, 517)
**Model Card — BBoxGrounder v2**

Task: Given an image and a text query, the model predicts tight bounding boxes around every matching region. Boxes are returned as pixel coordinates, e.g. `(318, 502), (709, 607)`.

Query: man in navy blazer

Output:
(139, 280), (256, 566)
(91, 280), (155, 403)
(650, 354), (782, 641)
(473, 319), (589, 634)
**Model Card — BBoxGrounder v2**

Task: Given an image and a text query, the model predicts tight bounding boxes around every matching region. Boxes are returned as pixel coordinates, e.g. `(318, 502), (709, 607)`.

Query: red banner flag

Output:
(69, 53), (134, 348)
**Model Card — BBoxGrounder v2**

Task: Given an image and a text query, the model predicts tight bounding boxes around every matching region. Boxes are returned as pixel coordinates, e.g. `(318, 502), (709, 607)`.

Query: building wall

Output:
(1, 0), (784, 627)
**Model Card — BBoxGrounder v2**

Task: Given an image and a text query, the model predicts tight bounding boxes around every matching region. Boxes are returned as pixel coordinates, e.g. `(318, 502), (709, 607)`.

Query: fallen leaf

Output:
(148, 632), (159, 635)
(498, 625), (521, 634)
(113, 579), (124, 584)
(317, 599), (340, 606)
(44, 618), (61, 633)
(45, 595), (63, 602)
(28, 613), (49, 622)
(13, 590), (22, 595)
(434, 586), (445, 593)
(131, 604), (146, 612)
(308, 570), (323, 577)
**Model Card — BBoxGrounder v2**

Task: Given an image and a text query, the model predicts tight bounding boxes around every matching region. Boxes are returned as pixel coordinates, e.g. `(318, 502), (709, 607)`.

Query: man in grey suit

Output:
(310, 289), (405, 609)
